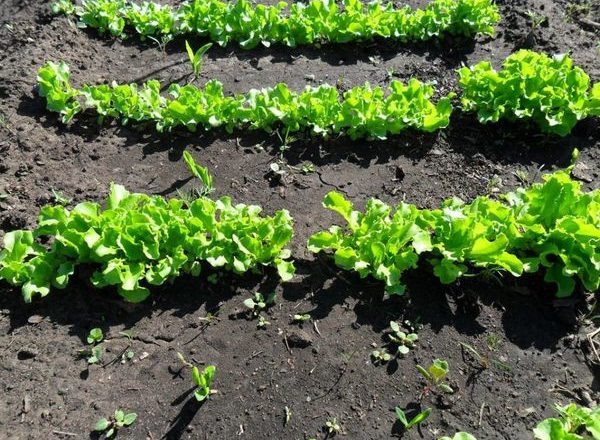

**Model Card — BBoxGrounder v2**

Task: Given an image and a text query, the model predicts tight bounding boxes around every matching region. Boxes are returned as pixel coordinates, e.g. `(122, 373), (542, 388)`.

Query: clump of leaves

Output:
(87, 327), (103, 344)
(533, 403), (600, 439)
(185, 41), (212, 79)
(395, 407), (431, 431)
(416, 359), (454, 396)
(388, 321), (418, 355)
(94, 409), (137, 438)
(177, 353), (217, 402)
(243, 292), (276, 316)
(459, 50), (595, 136)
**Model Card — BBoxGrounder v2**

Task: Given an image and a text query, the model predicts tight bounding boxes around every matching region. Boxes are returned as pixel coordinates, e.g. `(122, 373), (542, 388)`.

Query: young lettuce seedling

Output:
(80, 328), (104, 364)
(94, 409), (137, 438)
(388, 321), (418, 355)
(177, 353), (217, 402)
(371, 348), (392, 365)
(243, 292), (276, 317)
(292, 313), (311, 323)
(395, 407), (431, 431)
(185, 41), (213, 79)
(325, 417), (341, 436)
(416, 359), (454, 396)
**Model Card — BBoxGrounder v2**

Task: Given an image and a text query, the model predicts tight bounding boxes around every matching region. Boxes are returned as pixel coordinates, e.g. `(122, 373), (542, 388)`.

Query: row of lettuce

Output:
(51, 0), (500, 48)
(1, 151), (598, 303)
(442, 402), (600, 439)
(38, 50), (600, 139)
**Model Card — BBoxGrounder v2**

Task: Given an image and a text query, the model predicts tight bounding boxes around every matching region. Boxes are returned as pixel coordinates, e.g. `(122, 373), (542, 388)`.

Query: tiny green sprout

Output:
(301, 163), (315, 174)
(284, 406), (292, 426)
(87, 328), (104, 344)
(121, 350), (135, 364)
(257, 316), (270, 329)
(177, 352), (217, 402)
(438, 433), (477, 440)
(325, 417), (341, 436)
(183, 151), (213, 195)
(185, 41), (213, 78)
(207, 273), (219, 284)
(94, 409), (137, 438)
(416, 359), (454, 395)
(395, 406), (431, 431)
(50, 0), (75, 14)
(243, 292), (276, 316)
(371, 348), (392, 365)
(192, 364), (217, 402)
(52, 189), (72, 205)
(388, 321), (418, 355)
(293, 313), (311, 323)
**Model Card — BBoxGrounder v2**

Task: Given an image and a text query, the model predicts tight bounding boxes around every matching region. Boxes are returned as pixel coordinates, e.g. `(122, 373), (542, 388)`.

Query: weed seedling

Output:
(292, 313), (311, 323)
(177, 353), (217, 402)
(257, 315), (270, 329)
(325, 417), (341, 436)
(80, 328), (103, 364)
(371, 348), (392, 365)
(185, 41), (213, 79)
(94, 409), (137, 438)
(395, 406), (431, 431)
(183, 151), (213, 195)
(87, 328), (103, 344)
(416, 359), (454, 397)
(52, 189), (72, 205)
(243, 292), (276, 316)
(388, 321), (418, 355)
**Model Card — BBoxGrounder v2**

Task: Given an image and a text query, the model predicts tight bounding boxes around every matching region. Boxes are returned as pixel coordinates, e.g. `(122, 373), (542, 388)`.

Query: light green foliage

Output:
(185, 41), (212, 78)
(52, 0), (499, 48)
(182, 151), (213, 195)
(0, 168), (294, 303)
(459, 50), (596, 136)
(325, 418), (341, 436)
(587, 83), (600, 117)
(308, 158), (600, 298)
(94, 409), (137, 438)
(534, 403), (600, 440)
(371, 348), (391, 364)
(192, 364), (216, 402)
(395, 407), (431, 430)
(37, 61), (453, 141)
(417, 359), (454, 394)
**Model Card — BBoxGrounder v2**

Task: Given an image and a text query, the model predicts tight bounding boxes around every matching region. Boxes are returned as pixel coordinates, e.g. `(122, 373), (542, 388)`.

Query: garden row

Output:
(1, 150), (598, 303)
(51, 0), (500, 48)
(39, 50), (600, 138)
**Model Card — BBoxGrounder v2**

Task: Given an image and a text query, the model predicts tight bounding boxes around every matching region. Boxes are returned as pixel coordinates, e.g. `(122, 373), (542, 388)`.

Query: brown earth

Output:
(0, 0), (599, 439)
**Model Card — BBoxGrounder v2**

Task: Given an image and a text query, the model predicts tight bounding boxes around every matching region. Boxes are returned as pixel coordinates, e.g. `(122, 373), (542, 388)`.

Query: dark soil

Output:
(1, 0), (599, 439)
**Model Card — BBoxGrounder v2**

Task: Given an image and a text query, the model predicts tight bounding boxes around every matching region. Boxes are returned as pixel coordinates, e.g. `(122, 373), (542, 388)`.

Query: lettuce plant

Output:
(37, 61), (454, 140)
(534, 403), (600, 440)
(0, 167), (295, 303)
(52, 0), (500, 48)
(458, 50), (595, 136)
(308, 152), (600, 297)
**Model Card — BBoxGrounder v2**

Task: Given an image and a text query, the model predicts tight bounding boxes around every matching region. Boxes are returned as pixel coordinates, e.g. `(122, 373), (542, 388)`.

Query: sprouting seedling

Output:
(87, 328), (103, 344)
(80, 328), (103, 364)
(185, 41), (213, 78)
(243, 292), (276, 316)
(371, 348), (392, 365)
(388, 321), (418, 355)
(257, 315), (270, 329)
(183, 151), (213, 195)
(395, 406), (431, 431)
(416, 359), (454, 396)
(50, 0), (75, 14)
(292, 313), (311, 323)
(94, 409), (137, 438)
(325, 417), (341, 436)
(52, 189), (72, 205)
(177, 353), (217, 402)
(149, 34), (174, 56)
